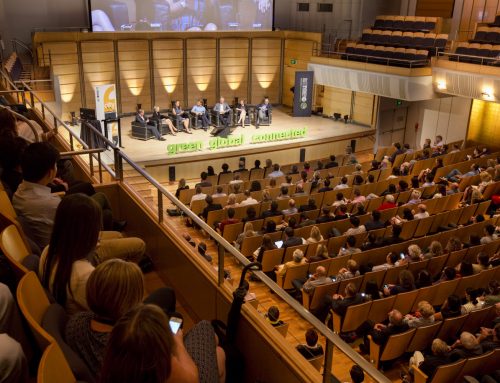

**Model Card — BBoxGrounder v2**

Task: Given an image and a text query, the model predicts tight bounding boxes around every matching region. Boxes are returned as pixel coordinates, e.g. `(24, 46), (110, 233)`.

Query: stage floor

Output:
(116, 107), (373, 163)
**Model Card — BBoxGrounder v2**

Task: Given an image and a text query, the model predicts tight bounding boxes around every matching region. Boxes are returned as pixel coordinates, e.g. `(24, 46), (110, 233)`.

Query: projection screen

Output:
(89, 0), (274, 32)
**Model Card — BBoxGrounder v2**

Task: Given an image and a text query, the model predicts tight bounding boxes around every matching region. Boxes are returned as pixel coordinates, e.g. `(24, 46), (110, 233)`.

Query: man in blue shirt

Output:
(443, 163), (480, 183)
(191, 99), (210, 131)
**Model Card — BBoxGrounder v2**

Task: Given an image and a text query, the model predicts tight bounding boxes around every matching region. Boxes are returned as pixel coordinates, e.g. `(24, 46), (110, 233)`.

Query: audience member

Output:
(296, 329), (324, 360)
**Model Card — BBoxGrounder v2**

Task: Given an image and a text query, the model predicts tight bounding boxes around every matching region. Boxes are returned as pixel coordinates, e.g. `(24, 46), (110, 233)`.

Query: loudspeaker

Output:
(350, 139), (357, 153)
(299, 148), (306, 163)
(168, 166), (175, 182)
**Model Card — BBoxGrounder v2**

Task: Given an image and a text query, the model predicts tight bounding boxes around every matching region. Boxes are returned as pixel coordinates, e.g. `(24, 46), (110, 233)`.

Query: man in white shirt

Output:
(212, 186), (227, 198)
(413, 204), (430, 219)
(239, 190), (258, 206)
(344, 216), (366, 236)
(334, 176), (349, 190)
(190, 186), (207, 205)
(433, 135), (444, 148)
(13, 142), (145, 262)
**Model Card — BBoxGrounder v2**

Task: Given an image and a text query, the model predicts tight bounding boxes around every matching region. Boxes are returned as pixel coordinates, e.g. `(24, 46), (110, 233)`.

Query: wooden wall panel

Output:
(282, 39), (316, 107)
(187, 38), (216, 105)
(322, 87), (351, 117)
(118, 40), (151, 113)
(415, 0), (455, 17)
(82, 41), (115, 109)
(353, 92), (376, 127)
(251, 38), (281, 104)
(467, 99), (500, 146)
(219, 38), (249, 103)
(153, 39), (184, 109)
(458, 0), (500, 40)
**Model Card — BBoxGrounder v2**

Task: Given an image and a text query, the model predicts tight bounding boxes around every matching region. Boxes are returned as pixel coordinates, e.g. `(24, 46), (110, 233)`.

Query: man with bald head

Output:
(356, 309), (409, 355)
(291, 265), (330, 301)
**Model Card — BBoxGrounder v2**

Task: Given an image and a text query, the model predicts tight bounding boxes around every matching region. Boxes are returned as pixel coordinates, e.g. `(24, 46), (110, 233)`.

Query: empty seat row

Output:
(472, 26), (500, 44)
(373, 15), (438, 32)
(343, 43), (429, 67)
(361, 29), (448, 53)
(450, 42), (500, 65)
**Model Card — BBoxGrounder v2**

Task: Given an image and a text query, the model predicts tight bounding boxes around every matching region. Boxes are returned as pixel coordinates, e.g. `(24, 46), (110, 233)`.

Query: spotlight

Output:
(333, 113), (342, 120)
(343, 115), (349, 124)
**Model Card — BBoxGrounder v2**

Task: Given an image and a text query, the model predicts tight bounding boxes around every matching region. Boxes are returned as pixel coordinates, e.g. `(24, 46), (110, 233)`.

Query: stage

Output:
(68, 106), (375, 182)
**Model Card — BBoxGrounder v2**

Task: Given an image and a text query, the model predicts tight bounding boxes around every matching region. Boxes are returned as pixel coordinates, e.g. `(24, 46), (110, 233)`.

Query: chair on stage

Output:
(190, 111), (210, 130)
(234, 106), (251, 127)
(210, 109), (233, 138)
(131, 121), (155, 140)
(253, 107), (272, 127)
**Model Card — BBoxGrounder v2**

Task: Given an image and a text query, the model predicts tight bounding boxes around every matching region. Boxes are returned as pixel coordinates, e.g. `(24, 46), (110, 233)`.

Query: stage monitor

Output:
(89, 0), (274, 32)
(80, 108), (97, 120)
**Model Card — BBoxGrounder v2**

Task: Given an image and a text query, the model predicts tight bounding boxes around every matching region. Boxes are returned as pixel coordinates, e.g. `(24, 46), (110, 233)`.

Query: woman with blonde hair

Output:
(478, 171), (493, 193)
(224, 193), (239, 209)
(234, 222), (256, 249)
(306, 226), (324, 244)
(66, 259), (177, 376)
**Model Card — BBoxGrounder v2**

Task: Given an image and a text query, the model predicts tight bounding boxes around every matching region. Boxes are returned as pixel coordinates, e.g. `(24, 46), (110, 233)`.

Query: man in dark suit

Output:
(260, 201), (282, 219)
(255, 97), (272, 128)
(364, 210), (386, 231)
(316, 207), (334, 223)
(355, 309), (409, 354)
(135, 109), (165, 141)
(325, 155), (338, 169)
(283, 227), (304, 248)
(195, 172), (212, 188)
(312, 283), (364, 322)
(318, 179), (333, 193)
(201, 195), (222, 221)
(299, 198), (317, 212)
(212, 97), (232, 137)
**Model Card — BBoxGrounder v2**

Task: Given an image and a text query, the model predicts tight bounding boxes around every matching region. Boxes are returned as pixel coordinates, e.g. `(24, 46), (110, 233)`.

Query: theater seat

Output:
(131, 121), (155, 140)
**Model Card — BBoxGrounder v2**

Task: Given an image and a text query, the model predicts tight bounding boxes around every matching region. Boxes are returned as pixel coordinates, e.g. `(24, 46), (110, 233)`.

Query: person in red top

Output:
(216, 207), (240, 234)
(377, 194), (397, 211)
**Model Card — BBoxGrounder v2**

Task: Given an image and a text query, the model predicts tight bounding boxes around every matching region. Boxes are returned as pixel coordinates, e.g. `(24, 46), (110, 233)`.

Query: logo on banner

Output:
(95, 84), (117, 121)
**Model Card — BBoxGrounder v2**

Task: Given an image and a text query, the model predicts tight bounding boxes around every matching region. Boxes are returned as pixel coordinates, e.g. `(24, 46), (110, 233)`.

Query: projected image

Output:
(90, 0), (273, 32)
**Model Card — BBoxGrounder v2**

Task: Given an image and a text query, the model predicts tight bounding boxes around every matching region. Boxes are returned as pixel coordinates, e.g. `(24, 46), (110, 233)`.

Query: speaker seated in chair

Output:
(131, 109), (165, 141)
(210, 97), (233, 138)
(169, 100), (192, 134)
(151, 106), (177, 135)
(234, 99), (251, 127)
(254, 97), (272, 128)
(190, 99), (210, 131)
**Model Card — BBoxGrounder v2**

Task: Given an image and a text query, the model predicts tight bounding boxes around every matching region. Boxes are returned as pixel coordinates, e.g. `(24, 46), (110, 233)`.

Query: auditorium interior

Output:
(2, 0), (500, 382)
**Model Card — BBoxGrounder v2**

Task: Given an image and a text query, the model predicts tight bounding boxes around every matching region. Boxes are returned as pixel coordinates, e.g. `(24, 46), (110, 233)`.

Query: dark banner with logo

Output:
(293, 71), (314, 117)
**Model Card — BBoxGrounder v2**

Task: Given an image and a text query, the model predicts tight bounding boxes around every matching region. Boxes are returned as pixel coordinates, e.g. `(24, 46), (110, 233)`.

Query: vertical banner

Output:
(95, 84), (117, 121)
(293, 71), (314, 117)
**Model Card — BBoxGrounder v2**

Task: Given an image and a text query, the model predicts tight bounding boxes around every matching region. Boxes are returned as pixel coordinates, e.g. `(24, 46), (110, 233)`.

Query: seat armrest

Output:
(367, 335), (381, 369)
(413, 366), (428, 383)
(302, 289), (311, 309)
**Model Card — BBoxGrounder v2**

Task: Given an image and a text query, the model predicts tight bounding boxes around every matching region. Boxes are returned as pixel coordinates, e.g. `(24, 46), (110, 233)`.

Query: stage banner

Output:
(293, 71), (314, 117)
(95, 84), (117, 121)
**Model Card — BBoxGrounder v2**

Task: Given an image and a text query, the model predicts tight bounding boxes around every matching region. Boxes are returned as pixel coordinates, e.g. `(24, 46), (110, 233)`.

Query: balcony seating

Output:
(341, 43), (429, 67)
(449, 42), (500, 65)
(373, 15), (438, 32)
(360, 29), (448, 55)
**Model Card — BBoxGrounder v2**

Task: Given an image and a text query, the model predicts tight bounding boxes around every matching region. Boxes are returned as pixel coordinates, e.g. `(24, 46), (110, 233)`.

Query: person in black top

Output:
(233, 159), (247, 173)
(316, 207), (334, 224)
(251, 159), (261, 170)
(299, 198), (317, 212)
(312, 283), (364, 322)
(408, 339), (452, 380)
(296, 329), (324, 360)
(364, 210), (385, 231)
(261, 201), (282, 219)
(195, 171), (212, 188)
(175, 178), (189, 199)
(356, 309), (409, 354)
(135, 109), (165, 141)
(380, 224), (404, 245)
(325, 155), (338, 169)
(242, 206), (258, 223)
(151, 106), (177, 135)
(318, 179), (333, 193)
(390, 142), (405, 163)
(282, 227), (304, 248)
(438, 295), (463, 320)
(200, 195), (222, 221)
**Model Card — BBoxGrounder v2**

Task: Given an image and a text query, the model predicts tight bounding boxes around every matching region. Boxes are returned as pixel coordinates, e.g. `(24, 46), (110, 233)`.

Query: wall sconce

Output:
(481, 87), (494, 99)
(436, 80), (446, 90)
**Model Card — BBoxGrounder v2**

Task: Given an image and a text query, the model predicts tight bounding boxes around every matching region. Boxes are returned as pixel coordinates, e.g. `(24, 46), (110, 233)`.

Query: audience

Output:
(296, 329), (324, 360)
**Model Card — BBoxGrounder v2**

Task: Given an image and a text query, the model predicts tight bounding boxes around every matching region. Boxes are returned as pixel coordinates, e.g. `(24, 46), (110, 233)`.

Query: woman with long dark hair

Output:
(40, 193), (102, 314)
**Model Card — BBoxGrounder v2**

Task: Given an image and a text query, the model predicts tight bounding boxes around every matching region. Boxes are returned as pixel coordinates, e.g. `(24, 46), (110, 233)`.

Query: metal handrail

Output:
(11, 39), (34, 61)
(437, 51), (500, 66)
(313, 48), (430, 68)
(117, 150), (391, 383)
(0, 104), (40, 142)
(3, 72), (390, 382)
